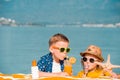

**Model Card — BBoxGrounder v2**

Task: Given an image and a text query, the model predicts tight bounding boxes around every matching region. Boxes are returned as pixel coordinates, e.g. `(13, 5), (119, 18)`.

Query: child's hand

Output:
(110, 72), (118, 78)
(103, 68), (118, 78)
(95, 54), (119, 78)
(56, 72), (69, 76)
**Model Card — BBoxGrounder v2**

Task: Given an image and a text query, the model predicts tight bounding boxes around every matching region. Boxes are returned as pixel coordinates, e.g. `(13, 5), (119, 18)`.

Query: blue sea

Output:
(0, 0), (120, 75)
(0, 26), (120, 75)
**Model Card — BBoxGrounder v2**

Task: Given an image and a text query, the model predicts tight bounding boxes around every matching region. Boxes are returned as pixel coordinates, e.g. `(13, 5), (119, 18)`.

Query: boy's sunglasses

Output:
(82, 57), (96, 63)
(52, 46), (70, 53)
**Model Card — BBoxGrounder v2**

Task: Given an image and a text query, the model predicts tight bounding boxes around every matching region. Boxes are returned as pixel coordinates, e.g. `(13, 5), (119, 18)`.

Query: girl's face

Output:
(49, 41), (69, 62)
(82, 54), (99, 71)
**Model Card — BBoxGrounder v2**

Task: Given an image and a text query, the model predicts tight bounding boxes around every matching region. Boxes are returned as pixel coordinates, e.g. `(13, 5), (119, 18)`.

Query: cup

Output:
(63, 58), (72, 76)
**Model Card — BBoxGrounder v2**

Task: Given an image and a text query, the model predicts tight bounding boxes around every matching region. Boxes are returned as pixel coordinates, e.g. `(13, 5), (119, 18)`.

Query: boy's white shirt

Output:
(52, 60), (61, 73)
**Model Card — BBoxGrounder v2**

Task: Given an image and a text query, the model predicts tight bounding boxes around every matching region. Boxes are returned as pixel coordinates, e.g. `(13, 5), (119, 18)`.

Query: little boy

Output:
(37, 33), (70, 77)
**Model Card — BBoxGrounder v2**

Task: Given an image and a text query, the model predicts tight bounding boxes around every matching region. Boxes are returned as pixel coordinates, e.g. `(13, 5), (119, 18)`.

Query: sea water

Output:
(0, 26), (120, 75)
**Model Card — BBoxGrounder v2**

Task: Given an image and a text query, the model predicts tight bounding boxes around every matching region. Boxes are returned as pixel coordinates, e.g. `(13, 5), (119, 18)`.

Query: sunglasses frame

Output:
(52, 46), (70, 53)
(82, 57), (96, 63)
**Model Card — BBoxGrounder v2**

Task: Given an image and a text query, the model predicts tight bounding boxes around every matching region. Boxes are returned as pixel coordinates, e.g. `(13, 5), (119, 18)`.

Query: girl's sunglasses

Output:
(53, 46), (70, 53)
(82, 57), (96, 63)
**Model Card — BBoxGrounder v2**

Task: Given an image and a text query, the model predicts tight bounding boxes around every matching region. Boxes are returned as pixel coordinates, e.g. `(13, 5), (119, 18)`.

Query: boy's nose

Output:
(62, 51), (67, 55)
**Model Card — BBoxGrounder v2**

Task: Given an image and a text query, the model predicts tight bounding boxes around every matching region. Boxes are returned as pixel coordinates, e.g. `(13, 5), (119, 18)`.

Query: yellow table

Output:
(0, 73), (119, 80)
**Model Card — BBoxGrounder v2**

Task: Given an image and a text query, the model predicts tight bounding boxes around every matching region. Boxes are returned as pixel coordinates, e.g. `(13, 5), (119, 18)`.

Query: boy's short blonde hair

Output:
(49, 33), (69, 47)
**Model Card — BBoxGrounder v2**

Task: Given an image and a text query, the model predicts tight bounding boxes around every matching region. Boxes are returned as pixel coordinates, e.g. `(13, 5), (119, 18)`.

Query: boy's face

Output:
(49, 41), (69, 62)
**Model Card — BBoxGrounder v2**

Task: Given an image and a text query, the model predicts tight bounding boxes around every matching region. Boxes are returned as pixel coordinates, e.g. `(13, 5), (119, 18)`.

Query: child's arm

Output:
(38, 71), (69, 77)
(103, 68), (118, 78)
(95, 54), (120, 78)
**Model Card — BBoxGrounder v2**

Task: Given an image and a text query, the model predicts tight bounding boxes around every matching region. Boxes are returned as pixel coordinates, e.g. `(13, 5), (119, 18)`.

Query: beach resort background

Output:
(0, 0), (120, 75)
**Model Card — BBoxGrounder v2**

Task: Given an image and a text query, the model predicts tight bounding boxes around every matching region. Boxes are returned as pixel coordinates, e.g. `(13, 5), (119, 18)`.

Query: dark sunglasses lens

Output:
(83, 57), (87, 62)
(90, 58), (94, 63)
(66, 48), (70, 53)
(60, 48), (65, 52)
